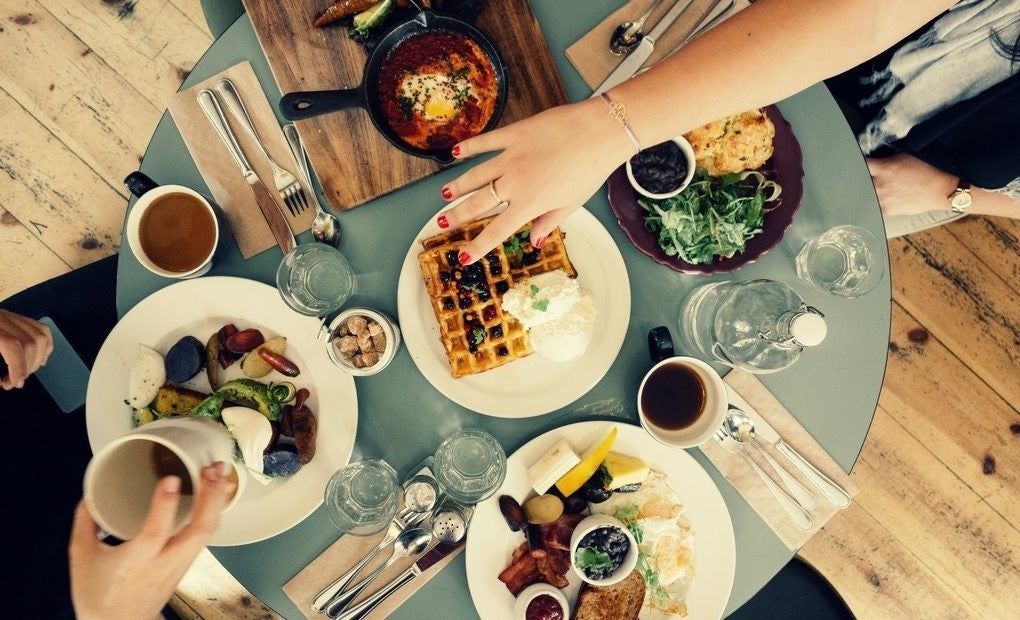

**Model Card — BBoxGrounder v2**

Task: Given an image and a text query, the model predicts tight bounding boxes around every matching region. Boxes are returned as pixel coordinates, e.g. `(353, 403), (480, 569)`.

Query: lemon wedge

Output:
(554, 426), (618, 497)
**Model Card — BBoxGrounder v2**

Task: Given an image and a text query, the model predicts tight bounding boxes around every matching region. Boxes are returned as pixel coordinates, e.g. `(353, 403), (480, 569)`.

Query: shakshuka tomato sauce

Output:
(377, 30), (498, 151)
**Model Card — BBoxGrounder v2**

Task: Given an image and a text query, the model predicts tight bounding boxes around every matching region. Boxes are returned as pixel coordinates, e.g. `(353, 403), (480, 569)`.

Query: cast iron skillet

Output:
(279, 10), (508, 165)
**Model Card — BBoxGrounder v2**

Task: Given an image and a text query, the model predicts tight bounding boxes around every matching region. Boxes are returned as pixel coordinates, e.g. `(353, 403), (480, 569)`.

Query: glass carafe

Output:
(678, 279), (826, 374)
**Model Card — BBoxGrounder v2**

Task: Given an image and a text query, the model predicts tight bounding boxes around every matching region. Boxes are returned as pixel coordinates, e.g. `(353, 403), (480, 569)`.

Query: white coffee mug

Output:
(637, 356), (728, 448)
(83, 417), (233, 540)
(124, 171), (219, 279)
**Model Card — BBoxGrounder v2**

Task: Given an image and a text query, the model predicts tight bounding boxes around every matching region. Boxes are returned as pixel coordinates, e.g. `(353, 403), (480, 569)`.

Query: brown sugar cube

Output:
(352, 354), (365, 368)
(372, 332), (387, 354)
(336, 323), (350, 337)
(367, 320), (383, 337)
(337, 335), (360, 359)
(357, 332), (373, 353)
(361, 350), (379, 367)
(347, 315), (369, 334)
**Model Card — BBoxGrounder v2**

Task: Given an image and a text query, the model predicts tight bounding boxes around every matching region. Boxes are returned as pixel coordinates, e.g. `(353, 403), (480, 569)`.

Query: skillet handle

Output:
(279, 89), (363, 121)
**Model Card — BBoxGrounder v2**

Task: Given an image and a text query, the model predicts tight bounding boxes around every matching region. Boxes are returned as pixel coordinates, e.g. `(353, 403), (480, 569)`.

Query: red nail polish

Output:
(534, 237), (547, 249)
(458, 251), (471, 265)
(442, 186), (453, 200)
(437, 215), (449, 229)
(452, 145), (461, 158)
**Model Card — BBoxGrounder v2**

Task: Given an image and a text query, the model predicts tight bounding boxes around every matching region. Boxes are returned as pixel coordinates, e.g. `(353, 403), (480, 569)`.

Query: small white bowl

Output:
(512, 582), (569, 620)
(325, 308), (401, 376)
(569, 514), (639, 587)
(625, 136), (696, 200)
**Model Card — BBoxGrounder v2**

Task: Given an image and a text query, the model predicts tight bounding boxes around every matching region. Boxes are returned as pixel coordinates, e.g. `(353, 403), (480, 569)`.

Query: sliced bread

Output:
(572, 570), (646, 620)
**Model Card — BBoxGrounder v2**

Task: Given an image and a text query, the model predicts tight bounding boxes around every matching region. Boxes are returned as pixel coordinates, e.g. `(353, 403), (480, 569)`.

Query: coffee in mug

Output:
(637, 356), (727, 448)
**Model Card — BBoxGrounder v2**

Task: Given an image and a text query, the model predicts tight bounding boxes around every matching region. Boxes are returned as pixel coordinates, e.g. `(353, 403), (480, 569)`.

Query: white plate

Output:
(397, 204), (630, 417)
(86, 277), (358, 546)
(465, 422), (736, 619)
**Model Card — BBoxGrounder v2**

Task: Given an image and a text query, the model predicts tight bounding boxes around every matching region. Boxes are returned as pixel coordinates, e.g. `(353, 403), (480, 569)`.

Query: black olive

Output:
(561, 491), (588, 514)
(581, 470), (612, 503)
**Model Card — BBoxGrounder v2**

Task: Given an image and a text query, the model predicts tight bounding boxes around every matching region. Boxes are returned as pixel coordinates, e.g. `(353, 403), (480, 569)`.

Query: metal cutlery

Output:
(311, 508), (427, 613)
(197, 89), (296, 254)
(593, 0), (695, 96)
(282, 123), (342, 247)
(324, 527), (433, 618)
(736, 405), (853, 508)
(214, 78), (308, 216)
(724, 408), (817, 510)
(610, 0), (667, 55)
(713, 424), (814, 531)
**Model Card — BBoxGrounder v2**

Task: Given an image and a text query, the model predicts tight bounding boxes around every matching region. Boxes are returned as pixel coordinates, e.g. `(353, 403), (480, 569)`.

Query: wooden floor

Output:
(2, 2), (1016, 618)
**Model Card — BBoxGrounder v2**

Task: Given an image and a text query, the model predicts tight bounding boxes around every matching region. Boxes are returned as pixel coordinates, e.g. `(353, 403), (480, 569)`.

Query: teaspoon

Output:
(610, 0), (666, 55)
(282, 123), (342, 247)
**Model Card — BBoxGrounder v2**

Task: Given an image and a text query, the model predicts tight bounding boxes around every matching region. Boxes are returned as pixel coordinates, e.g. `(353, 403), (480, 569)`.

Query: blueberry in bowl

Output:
(626, 136), (696, 200)
(569, 513), (639, 586)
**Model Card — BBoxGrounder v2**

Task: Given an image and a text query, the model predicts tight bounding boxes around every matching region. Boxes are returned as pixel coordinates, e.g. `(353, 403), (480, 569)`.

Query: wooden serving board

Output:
(243, 0), (568, 211)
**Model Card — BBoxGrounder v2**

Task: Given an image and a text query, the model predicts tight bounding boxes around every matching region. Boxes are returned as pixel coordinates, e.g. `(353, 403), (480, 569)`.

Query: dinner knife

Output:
(196, 89), (296, 254)
(332, 541), (464, 620)
(593, 0), (696, 96)
(733, 394), (852, 508)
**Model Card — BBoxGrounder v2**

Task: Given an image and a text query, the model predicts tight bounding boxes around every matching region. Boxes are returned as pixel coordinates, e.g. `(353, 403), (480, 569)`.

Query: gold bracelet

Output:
(600, 92), (642, 154)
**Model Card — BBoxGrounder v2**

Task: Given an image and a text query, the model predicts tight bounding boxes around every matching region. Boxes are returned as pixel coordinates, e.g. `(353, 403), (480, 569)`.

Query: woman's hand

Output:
(437, 98), (634, 264)
(69, 462), (236, 620)
(866, 153), (959, 218)
(0, 310), (53, 390)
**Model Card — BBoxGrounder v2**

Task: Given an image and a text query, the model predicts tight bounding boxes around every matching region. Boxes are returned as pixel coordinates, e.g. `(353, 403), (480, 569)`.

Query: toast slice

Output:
(572, 570), (645, 620)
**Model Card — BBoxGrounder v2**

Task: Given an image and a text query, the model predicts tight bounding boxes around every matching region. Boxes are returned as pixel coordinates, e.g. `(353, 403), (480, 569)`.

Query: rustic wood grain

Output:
(242, 0), (568, 210)
(889, 229), (1020, 406)
(0, 207), (71, 296)
(171, 549), (280, 620)
(946, 216), (1020, 293)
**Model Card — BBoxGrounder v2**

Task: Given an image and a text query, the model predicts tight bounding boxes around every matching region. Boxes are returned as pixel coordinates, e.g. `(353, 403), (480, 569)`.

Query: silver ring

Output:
(489, 180), (508, 209)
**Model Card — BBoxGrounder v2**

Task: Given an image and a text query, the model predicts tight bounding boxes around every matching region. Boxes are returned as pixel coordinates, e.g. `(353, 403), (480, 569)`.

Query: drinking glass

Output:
(432, 429), (507, 505)
(323, 459), (399, 536)
(276, 243), (356, 316)
(795, 224), (885, 298)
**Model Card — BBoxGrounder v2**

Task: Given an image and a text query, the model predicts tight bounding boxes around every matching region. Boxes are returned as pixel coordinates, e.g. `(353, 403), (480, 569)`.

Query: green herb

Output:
(530, 284), (539, 295)
(470, 328), (485, 345)
(615, 505), (642, 543)
(503, 232), (527, 260)
(638, 170), (781, 265)
(532, 299), (549, 312)
(636, 553), (672, 606)
(575, 547), (614, 572)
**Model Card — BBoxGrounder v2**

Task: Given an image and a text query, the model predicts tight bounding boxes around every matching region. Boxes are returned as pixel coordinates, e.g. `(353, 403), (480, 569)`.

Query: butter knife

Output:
(727, 387), (852, 508)
(333, 541), (463, 620)
(593, 0), (696, 96)
(196, 89), (296, 254)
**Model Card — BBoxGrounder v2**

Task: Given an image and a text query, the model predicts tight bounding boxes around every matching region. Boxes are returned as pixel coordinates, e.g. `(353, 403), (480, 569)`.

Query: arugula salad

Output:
(639, 170), (782, 265)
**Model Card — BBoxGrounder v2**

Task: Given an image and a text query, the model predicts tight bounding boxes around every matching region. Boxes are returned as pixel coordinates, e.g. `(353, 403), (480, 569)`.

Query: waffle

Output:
(418, 217), (577, 378)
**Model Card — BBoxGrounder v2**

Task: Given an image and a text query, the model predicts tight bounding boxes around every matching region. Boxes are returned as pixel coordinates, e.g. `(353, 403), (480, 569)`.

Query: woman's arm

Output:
(440, 0), (957, 263)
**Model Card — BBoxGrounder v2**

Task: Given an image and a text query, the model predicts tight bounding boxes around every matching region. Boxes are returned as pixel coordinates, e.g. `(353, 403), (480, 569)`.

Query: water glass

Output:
(276, 243), (356, 316)
(795, 224), (885, 298)
(324, 459), (399, 536)
(432, 429), (506, 505)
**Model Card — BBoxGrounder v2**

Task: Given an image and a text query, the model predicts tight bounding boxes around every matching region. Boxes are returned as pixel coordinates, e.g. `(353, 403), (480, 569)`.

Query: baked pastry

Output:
(572, 570), (646, 620)
(417, 217), (575, 377)
(683, 108), (776, 176)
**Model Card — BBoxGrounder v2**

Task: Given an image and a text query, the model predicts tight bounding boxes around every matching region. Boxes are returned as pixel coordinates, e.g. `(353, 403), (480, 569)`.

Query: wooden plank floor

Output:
(2, 2), (1016, 618)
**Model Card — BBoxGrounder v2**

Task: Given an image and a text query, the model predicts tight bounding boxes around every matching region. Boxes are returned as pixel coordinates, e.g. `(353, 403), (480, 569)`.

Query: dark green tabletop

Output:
(118, 3), (889, 618)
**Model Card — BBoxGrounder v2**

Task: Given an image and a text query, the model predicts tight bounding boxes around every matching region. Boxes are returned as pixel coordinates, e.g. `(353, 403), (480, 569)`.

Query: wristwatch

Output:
(948, 179), (973, 213)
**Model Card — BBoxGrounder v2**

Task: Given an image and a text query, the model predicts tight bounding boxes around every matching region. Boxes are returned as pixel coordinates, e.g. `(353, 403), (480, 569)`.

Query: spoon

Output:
(282, 123), (342, 247)
(324, 527), (433, 618)
(725, 408), (817, 510)
(610, 0), (666, 55)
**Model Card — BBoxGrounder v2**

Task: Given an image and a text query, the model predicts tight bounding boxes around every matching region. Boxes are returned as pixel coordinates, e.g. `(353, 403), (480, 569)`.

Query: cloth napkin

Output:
(701, 369), (859, 550)
(565, 0), (749, 91)
(166, 61), (314, 259)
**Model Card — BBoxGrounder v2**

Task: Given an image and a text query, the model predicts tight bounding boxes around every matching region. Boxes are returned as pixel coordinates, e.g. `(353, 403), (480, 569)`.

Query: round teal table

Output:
(118, 3), (889, 618)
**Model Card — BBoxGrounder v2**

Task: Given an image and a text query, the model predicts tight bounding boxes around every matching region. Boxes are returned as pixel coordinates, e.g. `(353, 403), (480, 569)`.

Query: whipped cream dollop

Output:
(502, 270), (596, 362)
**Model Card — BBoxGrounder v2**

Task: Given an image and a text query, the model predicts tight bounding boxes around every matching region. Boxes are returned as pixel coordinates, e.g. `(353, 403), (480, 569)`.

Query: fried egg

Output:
(590, 468), (695, 615)
(399, 72), (471, 123)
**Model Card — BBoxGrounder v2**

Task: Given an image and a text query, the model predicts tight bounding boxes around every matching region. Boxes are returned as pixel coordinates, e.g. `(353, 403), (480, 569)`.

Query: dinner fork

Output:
(214, 78), (309, 216)
(310, 507), (427, 613)
(713, 425), (814, 531)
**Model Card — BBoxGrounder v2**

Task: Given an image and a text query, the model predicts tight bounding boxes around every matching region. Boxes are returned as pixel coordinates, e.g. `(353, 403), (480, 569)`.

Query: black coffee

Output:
(641, 363), (707, 430)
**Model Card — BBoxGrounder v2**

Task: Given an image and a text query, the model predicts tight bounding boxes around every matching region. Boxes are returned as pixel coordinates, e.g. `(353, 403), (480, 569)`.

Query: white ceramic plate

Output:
(465, 422), (736, 619)
(397, 204), (630, 417)
(86, 277), (358, 546)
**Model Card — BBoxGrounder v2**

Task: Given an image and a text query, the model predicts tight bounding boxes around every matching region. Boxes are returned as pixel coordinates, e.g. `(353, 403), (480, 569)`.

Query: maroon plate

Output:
(607, 105), (804, 274)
